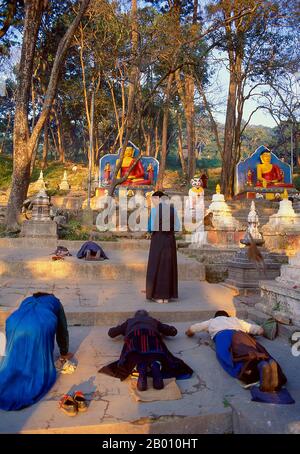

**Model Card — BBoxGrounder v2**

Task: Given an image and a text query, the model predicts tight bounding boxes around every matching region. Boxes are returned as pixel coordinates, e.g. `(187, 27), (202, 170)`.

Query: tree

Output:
(6, 0), (91, 231)
(206, 0), (299, 197)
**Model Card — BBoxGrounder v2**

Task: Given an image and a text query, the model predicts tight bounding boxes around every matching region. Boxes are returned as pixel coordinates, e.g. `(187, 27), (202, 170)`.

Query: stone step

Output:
(0, 238), (151, 250)
(0, 280), (242, 326)
(0, 247), (205, 282)
(0, 325), (299, 434)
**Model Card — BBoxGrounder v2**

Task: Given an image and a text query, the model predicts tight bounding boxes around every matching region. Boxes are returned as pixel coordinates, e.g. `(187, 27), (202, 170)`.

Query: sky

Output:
(208, 63), (277, 128)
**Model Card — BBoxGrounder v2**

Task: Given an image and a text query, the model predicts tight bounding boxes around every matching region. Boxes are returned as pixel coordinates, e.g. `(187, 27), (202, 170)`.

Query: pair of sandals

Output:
(153, 299), (169, 304)
(59, 391), (88, 416)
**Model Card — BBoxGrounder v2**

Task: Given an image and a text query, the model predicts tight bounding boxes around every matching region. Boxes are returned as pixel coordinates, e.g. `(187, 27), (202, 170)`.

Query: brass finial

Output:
(283, 189), (288, 199)
(216, 184), (221, 194)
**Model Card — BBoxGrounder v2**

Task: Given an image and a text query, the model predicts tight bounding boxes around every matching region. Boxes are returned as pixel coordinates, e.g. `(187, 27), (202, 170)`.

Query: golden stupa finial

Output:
(216, 184), (221, 194)
(282, 189), (288, 200)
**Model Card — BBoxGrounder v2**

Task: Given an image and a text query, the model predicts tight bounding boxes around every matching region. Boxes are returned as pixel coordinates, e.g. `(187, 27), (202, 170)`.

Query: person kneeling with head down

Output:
(0, 292), (72, 411)
(186, 311), (294, 404)
(99, 310), (193, 391)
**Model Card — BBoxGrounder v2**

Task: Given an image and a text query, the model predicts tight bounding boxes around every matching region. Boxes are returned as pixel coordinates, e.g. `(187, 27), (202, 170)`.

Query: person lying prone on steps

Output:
(185, 311), (290, 401)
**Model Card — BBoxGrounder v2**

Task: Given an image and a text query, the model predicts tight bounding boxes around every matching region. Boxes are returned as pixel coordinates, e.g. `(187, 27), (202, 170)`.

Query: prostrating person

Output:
(99, 310), (193, 391)
(186, 311), (294, 404)
(0, 292), (71, 411)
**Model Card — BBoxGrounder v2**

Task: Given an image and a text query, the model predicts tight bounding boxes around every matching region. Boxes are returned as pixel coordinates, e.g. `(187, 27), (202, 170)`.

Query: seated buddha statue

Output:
(116, 146), (151, 186)
(256, 150), (291, 188)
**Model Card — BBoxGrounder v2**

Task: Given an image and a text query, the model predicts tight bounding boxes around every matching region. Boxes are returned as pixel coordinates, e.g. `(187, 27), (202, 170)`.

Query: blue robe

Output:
(0, 294), (61, 411)
(214, 330), (243, 378)
(76, 241), (108, 259)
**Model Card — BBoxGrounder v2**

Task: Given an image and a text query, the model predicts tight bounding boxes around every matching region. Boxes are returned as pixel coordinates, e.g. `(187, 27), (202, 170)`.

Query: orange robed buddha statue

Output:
(117, 146), (151, 186)
(256, 150), (290, 189)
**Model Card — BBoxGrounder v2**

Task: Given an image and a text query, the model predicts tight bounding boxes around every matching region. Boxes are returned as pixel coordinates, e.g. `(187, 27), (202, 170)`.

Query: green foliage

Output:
(0, 155), (12, 189)
(59, 220), (90, 241)
(294, 174), (300, 191)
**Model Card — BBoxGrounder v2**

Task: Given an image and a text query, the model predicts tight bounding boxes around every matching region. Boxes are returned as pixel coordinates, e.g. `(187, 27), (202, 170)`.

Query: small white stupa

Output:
(262, 189), (300, 234)
(59, 170), (70, 191)
(207, 184), (240, 230)
(35, 170), (46, 191)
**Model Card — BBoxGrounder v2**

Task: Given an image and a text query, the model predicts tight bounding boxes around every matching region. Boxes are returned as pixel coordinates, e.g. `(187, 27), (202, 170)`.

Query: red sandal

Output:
(59, 394), (78, 417)
(73, 391), (88, 412)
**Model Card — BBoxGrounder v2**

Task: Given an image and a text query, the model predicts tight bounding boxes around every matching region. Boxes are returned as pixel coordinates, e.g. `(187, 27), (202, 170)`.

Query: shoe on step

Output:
(259, 362), (272, 392)
(269, 360), (279, 392)
(59, 394), (78, 417)
(73, 391), (88, 412)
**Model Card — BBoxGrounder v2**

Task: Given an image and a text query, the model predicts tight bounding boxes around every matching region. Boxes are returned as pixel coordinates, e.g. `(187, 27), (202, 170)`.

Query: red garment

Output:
(121, 160), (151, 185)
(256, 164), (292, 188)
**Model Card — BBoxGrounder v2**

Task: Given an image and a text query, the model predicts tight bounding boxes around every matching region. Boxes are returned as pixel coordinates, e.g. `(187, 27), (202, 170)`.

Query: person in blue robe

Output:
(0, 292), (70, 411)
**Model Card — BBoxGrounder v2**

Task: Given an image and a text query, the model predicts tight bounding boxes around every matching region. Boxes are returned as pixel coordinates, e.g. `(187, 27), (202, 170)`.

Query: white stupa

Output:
(207, 184), (240, 230)
(35, 170), (46, 191)
(59, 170), (70, 191)
(262, 189), (300, 234)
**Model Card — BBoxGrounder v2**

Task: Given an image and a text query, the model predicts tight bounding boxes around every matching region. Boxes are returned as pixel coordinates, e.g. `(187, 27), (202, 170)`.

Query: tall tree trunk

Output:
(127, 0), (138, 134)
(177, 112), (187, 177)
(6, 0), (91, 231)
(56, 112), (65, 163)
(108, 0), (139, 196)
(185, 73), (195, 179)
(6, 0), (45, 231)
(156, 73), (174, 190)
(221, 66), (237, 199)
(42, 117), (50, 169)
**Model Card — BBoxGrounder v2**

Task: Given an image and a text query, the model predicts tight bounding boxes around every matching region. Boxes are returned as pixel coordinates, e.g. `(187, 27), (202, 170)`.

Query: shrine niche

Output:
(99, 141), (159, 191)
(235, 145), (295, 200)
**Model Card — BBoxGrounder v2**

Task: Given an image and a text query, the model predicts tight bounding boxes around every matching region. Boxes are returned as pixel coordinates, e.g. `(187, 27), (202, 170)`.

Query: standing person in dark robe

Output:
(146, 191), (180, 304)
(186, 311), (294, 404)
(99, 310), (193, 391)
(0, 292), (71, 411)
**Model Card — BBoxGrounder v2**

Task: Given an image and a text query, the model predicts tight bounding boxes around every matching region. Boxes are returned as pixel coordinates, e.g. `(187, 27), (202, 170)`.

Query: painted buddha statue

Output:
(116, 146), (151, 186)
(256, 150), (289, 188)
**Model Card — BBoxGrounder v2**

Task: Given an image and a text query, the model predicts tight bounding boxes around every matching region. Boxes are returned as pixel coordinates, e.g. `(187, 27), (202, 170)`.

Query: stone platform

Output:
(0, 279), (240, 326)
(0, 244), (205, 282)
(0, 324), (299, 434)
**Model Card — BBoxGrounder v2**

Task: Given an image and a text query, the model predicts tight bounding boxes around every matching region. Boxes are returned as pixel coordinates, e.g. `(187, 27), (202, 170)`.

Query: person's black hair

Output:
(152, 191), (167, 198)
(33, 292), (53, 298)
(135, 309), (149, 317)
(214, 310), (230, 318)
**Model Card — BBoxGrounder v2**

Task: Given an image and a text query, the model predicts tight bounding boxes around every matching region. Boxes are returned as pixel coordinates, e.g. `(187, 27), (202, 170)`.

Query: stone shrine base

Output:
(20, 219), (57, 238)
(225, 247), (287, 295)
